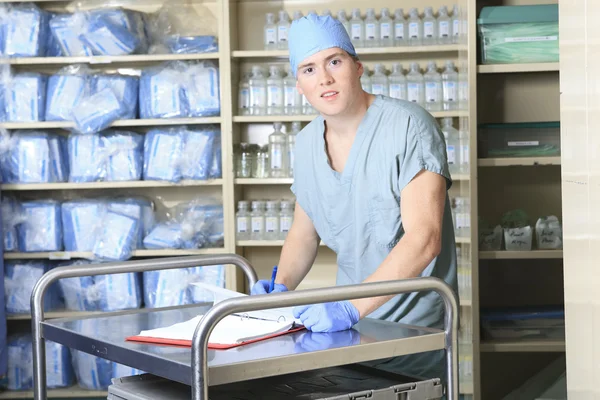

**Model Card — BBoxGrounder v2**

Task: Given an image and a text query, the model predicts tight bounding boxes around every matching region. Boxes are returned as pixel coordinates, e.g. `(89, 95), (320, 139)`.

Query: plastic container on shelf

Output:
(477, 4), (559, 64)
(480, 306), (565, 341)
(478, 122), (561, 159)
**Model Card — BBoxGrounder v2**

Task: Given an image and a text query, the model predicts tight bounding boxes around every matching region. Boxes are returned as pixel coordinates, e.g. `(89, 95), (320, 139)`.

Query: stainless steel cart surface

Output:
(30, 254), (459, 400)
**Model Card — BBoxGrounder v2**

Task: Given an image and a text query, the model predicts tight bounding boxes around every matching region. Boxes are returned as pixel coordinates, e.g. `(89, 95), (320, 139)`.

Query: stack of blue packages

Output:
(183, 61), (220, 117)
(1, 197), (21, 252)
(17, 200), (62, 252)
(72, 87), (126, 134)
(93, 74), (139, 119)
(5, 73), (47, 122)
(180, 127), (215, 181)
(210, 133), (222, 179)
(143, 267), (204, 308)
(164, 35), (218, 54)
(109, 197), (154, 248)
(179, 203), (224, 249)
(139, 62), (188, 119)
(4, 261), (62, 314)
(71, 350), (112, 390)
(104, 131), (143, 181)
(49, 13), (94, 57)
(45, 12), (63, 57)
(143, 128), (184, 182)
(9, 336), (77, 389)
(67, 133), (105, 182)
(4, 131), (68, 184)
(45, 72), (88, 121)
(61, 200), (102, 252)
(189, 265), (226, 303)
(142, 222), (182, 250)
(0, 65), (9, 122)
(80, 8), (147, 56)
(2, 3), (50, 57)
(92, 208), (139, 261)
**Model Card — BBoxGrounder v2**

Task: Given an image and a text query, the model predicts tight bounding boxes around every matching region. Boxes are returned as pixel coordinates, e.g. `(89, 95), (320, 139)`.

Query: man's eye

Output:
(304, 68), (313, 74)
(331, 59), (340, 65)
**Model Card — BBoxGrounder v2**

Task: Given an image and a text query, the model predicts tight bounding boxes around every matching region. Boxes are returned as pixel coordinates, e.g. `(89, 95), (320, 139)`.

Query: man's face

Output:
(295, 47), (364, 116)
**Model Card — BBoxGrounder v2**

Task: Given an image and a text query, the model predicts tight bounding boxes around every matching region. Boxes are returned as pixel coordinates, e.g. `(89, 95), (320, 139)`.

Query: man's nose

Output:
(319, 69), (334, 86)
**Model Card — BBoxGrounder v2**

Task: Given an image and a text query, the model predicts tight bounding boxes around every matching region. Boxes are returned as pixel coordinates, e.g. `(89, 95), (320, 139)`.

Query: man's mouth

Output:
(321, 91), (339, 98)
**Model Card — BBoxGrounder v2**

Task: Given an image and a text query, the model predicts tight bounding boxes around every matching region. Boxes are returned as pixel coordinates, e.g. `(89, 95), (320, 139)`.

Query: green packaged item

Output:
(478, 122), (560, 158)
(477, 4), (558, 64)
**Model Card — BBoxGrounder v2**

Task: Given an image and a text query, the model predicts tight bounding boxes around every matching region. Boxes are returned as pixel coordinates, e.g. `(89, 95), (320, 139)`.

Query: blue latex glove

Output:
(250, 280), (288, 295)
(293, 301), (360, 333)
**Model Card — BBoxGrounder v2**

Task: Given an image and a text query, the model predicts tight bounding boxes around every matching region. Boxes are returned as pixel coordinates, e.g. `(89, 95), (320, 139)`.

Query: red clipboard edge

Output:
(125, 326), (306, 350)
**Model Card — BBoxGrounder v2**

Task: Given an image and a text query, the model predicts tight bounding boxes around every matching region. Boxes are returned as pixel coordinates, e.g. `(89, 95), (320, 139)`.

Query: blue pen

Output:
(269, 265), (278, 293)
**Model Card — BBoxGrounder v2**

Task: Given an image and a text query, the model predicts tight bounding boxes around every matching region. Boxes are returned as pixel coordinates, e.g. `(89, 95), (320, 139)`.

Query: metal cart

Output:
(30, 254), (459, 400)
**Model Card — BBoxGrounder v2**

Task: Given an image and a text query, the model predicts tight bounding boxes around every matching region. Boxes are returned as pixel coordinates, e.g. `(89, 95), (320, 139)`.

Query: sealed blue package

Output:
(59, 275), (96, 311)
(49, 13), (93, 57)
(45, 340), (75, 388)
(94, 273), (141, 311)
(164, 35), (218, 54)
(17, 200), (62, 252)
(72, 87), (127, 134)
(104, 130), (143, 181)
(180, 128), (215, 180)
(143, 267), (203, 308)
(5, 73), (47, 122)
(142, 222), (182, 250)
(139, 63), (188, 119)
(138, 198), (155, 244)
(0, 5), (9, 56)
(110, 197), (153, 247)
(0, 65), (10, 122)
(143, 128), (184, 182)
(6, 131), (68, 184)
(92, 210), (138, 261)
(93, 74), (139, 119)
(184, 61), (220, 117)
(45, 72), (88, 121)
(45, 12), (63, 57)
(68, 133), (105, 182)
(4, 261), (62, 314)
(209, 132), (222, 179)
(61, 200), (102, 252)
(3, 3), (49, 57)
(71, 350), (112, 390)
(1, 197), (21, 252)
(81, 8), (147, 56)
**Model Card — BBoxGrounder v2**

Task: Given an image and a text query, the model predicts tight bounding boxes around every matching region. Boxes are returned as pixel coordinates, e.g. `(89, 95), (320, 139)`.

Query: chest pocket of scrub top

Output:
(368, 197), (402, 248)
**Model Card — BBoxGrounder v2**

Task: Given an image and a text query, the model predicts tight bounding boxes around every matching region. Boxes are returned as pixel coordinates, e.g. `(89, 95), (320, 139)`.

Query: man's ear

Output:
(356, 60), (364, 78)
(296, 80), (304, 95)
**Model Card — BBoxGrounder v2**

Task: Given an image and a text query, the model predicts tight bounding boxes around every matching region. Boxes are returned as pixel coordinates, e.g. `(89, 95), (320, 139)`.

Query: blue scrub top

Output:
(291, 95), (458, 378)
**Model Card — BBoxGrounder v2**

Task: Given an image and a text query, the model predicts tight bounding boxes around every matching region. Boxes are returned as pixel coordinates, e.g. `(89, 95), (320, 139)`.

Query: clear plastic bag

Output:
(1, 196), (24, 252)
(139, 61), (188, 119)
(72, 87), (127, 134)
(4, 261), (63, 314)
(92, 72), (139, 120)
(183, 61), (220, 117)
(45, 65), (91, 122)
(146, 2), (218, 55)
(49, 12), (93, 57)
(0, 65), (10, 122)
(71, 350), (112, 390)
(142, 128), (184, 182)
(0, 130), (68, 184)
(103, 130), (143, 181)
(16, 200), (63, 252)
(2, 3), (50, 58)
(68, 133), (106, 182)
(143, 267), (204, 308)
(61, 199), (103, 252)
(180, 127), (216, 180)
(5, 72), (47, 122)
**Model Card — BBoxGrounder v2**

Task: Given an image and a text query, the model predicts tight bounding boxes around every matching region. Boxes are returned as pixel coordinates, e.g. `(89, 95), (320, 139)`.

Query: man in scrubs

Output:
(251, 13), (458, 381)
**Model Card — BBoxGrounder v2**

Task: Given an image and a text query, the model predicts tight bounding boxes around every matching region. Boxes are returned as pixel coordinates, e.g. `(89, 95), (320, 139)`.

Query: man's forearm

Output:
(275, 228), (320, 290)
(350, 231), (441, 318)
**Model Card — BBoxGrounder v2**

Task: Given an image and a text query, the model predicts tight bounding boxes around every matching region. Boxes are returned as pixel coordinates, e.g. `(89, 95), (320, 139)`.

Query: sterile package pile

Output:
(0, 2), (218, 58)
(4, 260), (63, 314)
(139, 61), (220, 119)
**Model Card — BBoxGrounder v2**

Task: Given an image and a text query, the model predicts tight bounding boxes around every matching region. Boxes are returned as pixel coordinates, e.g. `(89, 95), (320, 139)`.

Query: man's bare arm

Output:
(350, 170), (447, 318)
(274, 202), (320, 290)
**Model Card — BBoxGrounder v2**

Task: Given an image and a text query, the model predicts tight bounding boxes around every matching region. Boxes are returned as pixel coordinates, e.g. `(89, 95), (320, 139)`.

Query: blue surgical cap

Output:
(289, 14), (357, 77)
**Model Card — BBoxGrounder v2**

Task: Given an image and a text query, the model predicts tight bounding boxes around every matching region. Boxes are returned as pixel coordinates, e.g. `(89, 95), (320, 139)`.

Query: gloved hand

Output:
(293, 301), (360, 333)
(250, 280), (289, 295)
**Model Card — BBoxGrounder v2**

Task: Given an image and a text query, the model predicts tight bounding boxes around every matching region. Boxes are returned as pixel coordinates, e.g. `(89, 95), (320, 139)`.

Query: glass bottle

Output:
(237, 73), (250, 115)
(267, 65), (284, 115)
(370, 63), (389, 96)
(350, 8), (364, 48)
(379, 8), (393, 47)
(364, 8), (379, 48)
(406, 62), (424, 105)
(424, 61), (442, 112)
(458, 64), (468, 110)
(437, 6), (452, 45)
(283, 68), (302, 115)
(279, 200), (294, 240)
(250, 201), (265, 241)
(235, 142), (253, 178)
(264, 200), (280, 241)
(264, 13), (277, 50)
(292, 10), (303, 21)
(422, 7), (437, 46)
(394, 8), (407, 46)
(361, 66), (372, 92)
(337, 10), (351, 38)
(441, 117), (459, 175)
(442, 60), (459, 111)
(252, 145), (269, 178)
(235, 200), (251, 241)
(277, 10), (290, 50)
(288, 121), (300, 177)
(268, 122), (288, 178)
(249, 66), (267, 116)
(452, 5), (461, 44)
(302, 94), (314, 115)
(389, 63), (407, 100)
(459, 117), (470, 174)
(408, 8), (422, 46)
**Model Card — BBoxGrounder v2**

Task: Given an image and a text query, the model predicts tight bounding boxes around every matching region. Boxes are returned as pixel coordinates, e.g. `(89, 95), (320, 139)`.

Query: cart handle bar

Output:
(30, 254), (258, 400)
(192, 276), (458, 400)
